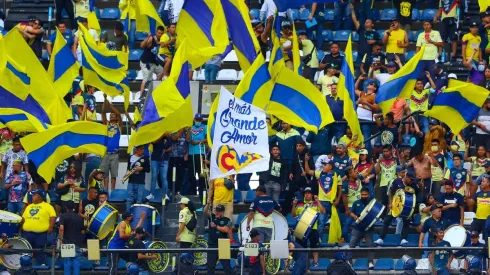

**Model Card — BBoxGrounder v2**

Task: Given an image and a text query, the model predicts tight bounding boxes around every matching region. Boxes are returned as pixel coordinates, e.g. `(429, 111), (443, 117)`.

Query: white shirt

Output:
(375, 73), (393, 86)
(75, 28), (99, 53)
(315, 155), (333, 171)
(164, 0), (185, 24)
(260, 0), (276, 20)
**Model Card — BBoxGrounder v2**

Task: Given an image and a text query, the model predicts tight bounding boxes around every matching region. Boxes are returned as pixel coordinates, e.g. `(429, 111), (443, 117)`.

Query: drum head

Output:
(91, 205), (118, 240)
(130, 204), (161, 226)
(391, 189), (405, 217)
(146, 241), (169, 272)
(444, 225), (468, 247)
(272, 211), (288, 240)
(239, 215), (252, 245)
(0, 210), (21, 223)
(190, 236), (208, 266)
(0, 238), (32, 269)
(357, 199), (376, 222)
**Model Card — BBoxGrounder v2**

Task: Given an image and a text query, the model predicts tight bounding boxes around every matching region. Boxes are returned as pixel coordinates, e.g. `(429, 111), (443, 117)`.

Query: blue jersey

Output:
(48, 30), (74, 48)
(332, 154), (352, 177)
(106, 123), (121, 153)
(188, 124), (207, 155)
(434, 240), (451, 271)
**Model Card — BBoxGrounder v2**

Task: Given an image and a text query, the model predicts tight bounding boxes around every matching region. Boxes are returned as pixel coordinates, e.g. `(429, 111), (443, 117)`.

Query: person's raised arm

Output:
(102, 94), (108, 125)
(349, 4), (360, 30)
(304, 154), (315, 176)
(261, 16), (274, 43)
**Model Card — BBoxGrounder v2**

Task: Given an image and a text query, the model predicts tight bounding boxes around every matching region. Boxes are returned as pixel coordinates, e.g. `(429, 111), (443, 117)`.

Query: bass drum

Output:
(190, 236), (208, 266)
(0, 237), (32, 270)
(264, 244), (280, 275)
(143, 240), (170, 273)
(239, 211), (288, 244)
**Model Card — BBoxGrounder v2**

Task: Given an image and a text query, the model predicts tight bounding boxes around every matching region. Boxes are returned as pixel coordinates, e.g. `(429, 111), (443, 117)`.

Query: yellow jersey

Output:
(386, 29), (406, 54)
(159, 33), (175, 56)
(474, 191), (490, 219)
(212, 178), (234, 203)
(179, 207), (196, 243)
(22, 202), (56, 232)
(462, 33), (482, 62)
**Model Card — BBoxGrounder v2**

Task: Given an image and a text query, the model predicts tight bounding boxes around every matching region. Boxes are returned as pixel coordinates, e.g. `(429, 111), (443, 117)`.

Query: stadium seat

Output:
(324, 9), (334, 21)
(110, 95), (125, 103)
(45, 256), (62, 269)
(94, 257), (109, 270)
(135, 32), (148, 41)
(244, 190), (256, 203)
(100, 8), (121, 20)
(401, 234), (419, 247)
(235, 213), (247, 228)
(421, 9), (437, 21)
(371, 9), (381, 21)
(0, 190), (7, 201)
(299, 8), (310, 20)
(411, 213), (421, 226)
(351, 31), (358, 42)
(249, 8), (260, 20)
(309, 258), (330, 270)
(406, 51), (416, 60)
(237, 70), (244, 80)
(395, 258), (405, 270)
(233, 189), (242, 203)
(320, 234), (336, 247)
(416, 258), (430, 271)
(412, 8), (420, 21)
(216, 69), (238, 81)
(407, 30), (414, 42)
(377, 29), (385, 39)
(196, 69), (205, 81)
(49, 190), (58, 203)
(223, 50), (238, 62)
(109, 189), (128, 202)
(414, 29), (424, 41)
(464, 211), (476, 225)
(380, 8), (397, 21)
(127, 69), (137, 81)
(129, 49), (143, 61)
(61, 9), (69, 19)
(353, 50), (358, 61)
(94, 7), (101, 18)
(353, 258), (368, 271)
(322, 30), (333, 42)
(149, 188), (164, 203)
(80, 258), (94, 270)
(286, 213), (297, 227)
(379, 234), (401, 247)
(333, 30), (351, 42)
(118, 258), (127, 270)
(290, 9), (300, 20)
(374, 258), (394, 270)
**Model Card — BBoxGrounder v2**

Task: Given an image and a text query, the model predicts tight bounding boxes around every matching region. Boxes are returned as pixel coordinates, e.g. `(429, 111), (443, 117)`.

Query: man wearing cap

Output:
(360, 42), (387, 77)
(253, 16), (273, 58)
(245, 228), (266, 275)
(21, 189), (56, 265)
(108, 211), (145, 275)
(375, 169), (420, 246)
(438, 181), (464, 227)
(59, 200), (85, 275)
(374, 59), (400, 86)
(4, 159), (31, 215)
(247, 186), (280, 243)
(316, 63), (339, 96)
(464, 231), (486, 272)
(128, 227), (157, 275)
(332, 142), (352, 178)
(471, 175), (490, 236)
(291, 187), (325, 266)
(186, 113), (207, 200)
(475, 161), (490, 185)
(204, 203), (233, 275)
(297, 31), (319, 82)
(416, 20), (443, 82)
(177, 197), (197, 248)
(382, 18), (409, 67)
(463, 23), (483, 69)
(419, 204), (446, 247)
(472, 99), (490, 154)
(304, 155), (342, 241)
(430, 228), (453, 274)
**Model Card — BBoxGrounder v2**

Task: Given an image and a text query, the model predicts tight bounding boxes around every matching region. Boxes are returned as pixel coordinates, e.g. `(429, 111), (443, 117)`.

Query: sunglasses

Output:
(69, 165), (77, 168)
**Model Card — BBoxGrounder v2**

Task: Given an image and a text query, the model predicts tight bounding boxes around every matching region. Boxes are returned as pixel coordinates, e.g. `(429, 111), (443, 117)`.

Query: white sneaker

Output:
(374, 238), (384, 245)
(400, 239), (409, 245)
(146, 193), (155, 200)
(368, 262), (374, 269)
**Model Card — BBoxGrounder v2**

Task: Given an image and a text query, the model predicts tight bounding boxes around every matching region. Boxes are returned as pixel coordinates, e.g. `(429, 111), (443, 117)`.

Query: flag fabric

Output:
(20, 121), (108, 181)
(221, 0), (259, 72)
(0, 54), (30, 100)
(133, 107), (142, 124)
(177, 0), (229, 68)
(338, 35), (363, 144)
(48, 27), (80, 99)
(134, 0), (165, 34)
(291, 22), (302, 75)
(480, 0), (489, 12)
(0, 108), (48, 133)
(375, 45), (425, 115)
(425, 80), (490, 134)
(128, 39), (194, 151)
(327, 176), (342, 243)
(268, 65), (334, 133)
(274, 0), (338, 12)
(269, 14), (285, 77)
(0, 29), (70, 126)
(87, 11), (101, 35)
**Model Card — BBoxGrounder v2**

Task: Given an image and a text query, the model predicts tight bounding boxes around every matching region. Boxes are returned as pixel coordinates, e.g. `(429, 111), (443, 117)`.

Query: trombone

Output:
(121, 167), (137, 183)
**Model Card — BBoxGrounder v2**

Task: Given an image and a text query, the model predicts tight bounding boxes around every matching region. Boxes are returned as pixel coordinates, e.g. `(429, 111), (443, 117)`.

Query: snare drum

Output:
(88, 204), (118, 240)
(293, 208), (319, 241)
(130, 204), (161, 236)
(356, 199), (385, 231)
(0, 237), (32, 270)
(391, 189), (416, 218)
(443, 225), (470, 258)
(239, 211), (288, 244)
(0, 210), (22, 237)
(143, 240), (170, 272)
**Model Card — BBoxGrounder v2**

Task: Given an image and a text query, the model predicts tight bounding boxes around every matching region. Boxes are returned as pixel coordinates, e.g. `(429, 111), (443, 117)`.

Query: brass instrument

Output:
(121, 168), (137, 183)
(200, 144), (209, 178)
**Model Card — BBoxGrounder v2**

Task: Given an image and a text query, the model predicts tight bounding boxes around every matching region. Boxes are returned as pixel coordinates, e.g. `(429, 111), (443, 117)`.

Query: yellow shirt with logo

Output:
(462, 33), (482, 62)
(314, 171), (342, 202)
(471, 157), (490, 177)
(386, 29), (406, 54)
(295, 200), (320, 229)
(159, 33), (175, 56)
(213, 178), (234, 203)
(475, 191), (490, 219)
(74, 0), (90, 19)
(439, 0), (458, 19)
(22, 202), (56, 232)
(179, 207), (196, 243)
(410, 89), (430, 112)
(280, 32), (293, 62)
(416, 30), (443, 60)
(379, 158), (397, 187)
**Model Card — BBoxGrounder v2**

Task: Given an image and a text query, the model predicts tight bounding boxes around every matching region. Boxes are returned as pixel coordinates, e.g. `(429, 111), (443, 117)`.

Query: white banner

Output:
(210, 87), (270, 180)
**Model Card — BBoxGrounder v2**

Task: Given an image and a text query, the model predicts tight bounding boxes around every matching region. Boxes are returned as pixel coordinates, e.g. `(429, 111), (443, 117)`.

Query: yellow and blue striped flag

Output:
(269, 14), (285, 77)
(425, 80), (490, 134)
(20, 121), (108, 181)
(48, 27), (80, 99)
(0, 54), (30, 100)
(291, 22), (302, 75)
(0, 108), (48, 133)
(135, 0), (165, 34)
(338, 35), (363, 144)
(375, 45), (425, 115)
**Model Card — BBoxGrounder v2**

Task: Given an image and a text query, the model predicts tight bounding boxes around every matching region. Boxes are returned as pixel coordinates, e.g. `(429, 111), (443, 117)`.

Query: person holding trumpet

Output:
(125, 145), (150, 211)
(291, 187), (325, 268)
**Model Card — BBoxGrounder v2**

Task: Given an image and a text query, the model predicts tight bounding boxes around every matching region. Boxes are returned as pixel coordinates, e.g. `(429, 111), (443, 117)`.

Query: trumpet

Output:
(199, 144), (209, 178)
(121, 168), (137, 183)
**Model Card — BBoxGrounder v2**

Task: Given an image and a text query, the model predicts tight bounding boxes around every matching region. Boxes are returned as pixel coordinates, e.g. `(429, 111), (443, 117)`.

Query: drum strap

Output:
(297, 154), (311, 184)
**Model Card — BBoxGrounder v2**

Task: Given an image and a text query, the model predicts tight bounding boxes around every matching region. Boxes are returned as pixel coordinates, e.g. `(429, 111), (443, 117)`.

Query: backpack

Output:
(185, 212), (197, 231)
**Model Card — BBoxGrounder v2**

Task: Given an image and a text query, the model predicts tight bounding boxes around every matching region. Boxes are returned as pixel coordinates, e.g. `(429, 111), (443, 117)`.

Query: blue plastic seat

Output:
(377, 29), (385, 40)
(118, 258), (127, 270)
(249, 8), (260, 20)
(244, 190), (256, 203)
(80, 258), (94, 270)
(421, 9), (437, 21)
(353, 258), (368, 271)
(406, 51), (416, 61)
(374, 258), (394, 270)
(322, 30), (333, 42)
(149, 188), (163, 203)
(380, 234), (401, 247)
(61, 9), (70, 19)
(109, 189), (128, 203)
(414, 29), (424, 41)
(94, 7), (101, 18)
(290, 9), (300, 20)
(412, 8), (420, 21)
(411, 213), (421, 226)
(299, 8), (310, 20)
(235, 213), (247, 228)
(352, 31), (359, 42)
(334, 30), (351, 42)
(127, 69), (137, 81)
(94, 257), (109, 270)
(380, 8), (397, 21)
(286, 213), (297, 227)
(371, 9), (381, 21)
(402, 234), (420, 247)
(309, 258), (330, 270)
(324, 9), (334, 21)
(407, 30), (415, 42)
(135, 32), (148, 41)
(353, 51), (358, 61)
(233, 189), (242, 203)
(395, 258), (405, 270)
(129, 49), (143, 61)
(100, 8), (121, 20)
(320, 234), (336, 247)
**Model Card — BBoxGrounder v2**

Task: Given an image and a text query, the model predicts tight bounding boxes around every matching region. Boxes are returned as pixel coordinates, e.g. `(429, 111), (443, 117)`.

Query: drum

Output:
(0, 210), (22, 237)
(130, 204), (161, 236)
(293, 208), (319, 241)
(239, 211), (288, 244)
(391, 189), (416, 218)
(443, 225), (470, 259)
(264, 244), (280, 275)
(0, 237), (32, 270)
(356, 199), (385, 232)
(88, 204), (118, 240)
(143, 240), (170, 272)
(190, 236), (208, 266)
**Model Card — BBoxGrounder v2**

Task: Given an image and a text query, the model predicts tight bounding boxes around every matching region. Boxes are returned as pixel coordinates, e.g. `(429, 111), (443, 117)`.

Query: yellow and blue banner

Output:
(20, 121), (108, 181)
(338, 35), (363, 144)
(0, 54), (30, 100)
(375, 45), (425, 115)
(87, 11), (101, 35)
(291, 22), (302, 75)
(425, 80), (490, 134)
(48, 27), (80, 99)
(134, 0), (165, 34)
(220, 0), (259, 72)
(0, 108), (48, 133)
(480, 0), (489, 12)
(269, 14), (285, 77)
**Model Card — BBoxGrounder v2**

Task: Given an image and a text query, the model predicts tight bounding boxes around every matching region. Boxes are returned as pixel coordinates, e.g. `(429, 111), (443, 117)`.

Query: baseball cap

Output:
(448, 73), (457, 79)
(391, 17), (399, 22)
(64, 200), (75, 210)
(387, 61), (397, 67)
(135, 227), (147, 235)
(303, 187), (313, 194)
(122, 211), (133, 220)
(297, 139), (306, 146)
(482, 10), (490, 17)
(337, 141), (347, 148)
(483, 161), (490, 168)
(359, 149), (369, 155)
(406, 170), (416, 179)
(430, 204), (441, 212)
(78, 17), (88, 23)
(215, 204), (225, 212)
(251, 20), (262, 28)
(470, 22), (479, 27)
(194, 113), (203, 120)
(321, 159), (333, 166)
(471, 231), (479, 237)
(396, 165), (406, 173)
(281, 20), (291, 28)
(94, 169), (105, 175)
(180, 197), (190, 204)
(297, 30), (307, 36)
(256, 186), (266, 193)
(12, 159), (22, 165)
(29, 189), (43, 196)
(249, 228), (260, 238)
